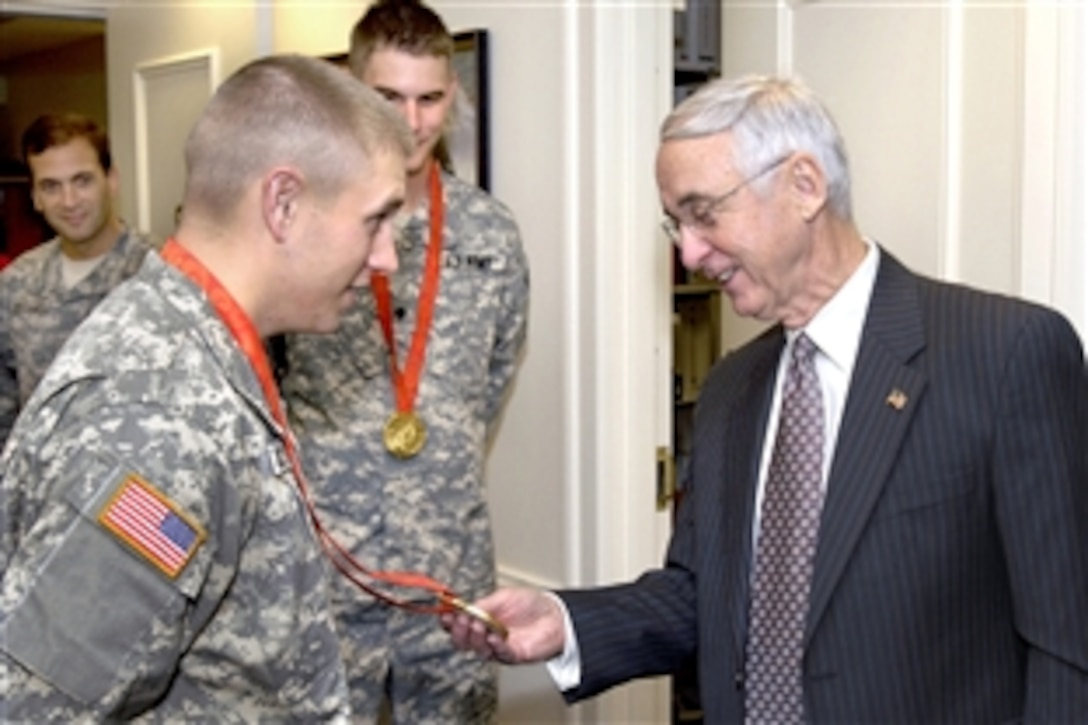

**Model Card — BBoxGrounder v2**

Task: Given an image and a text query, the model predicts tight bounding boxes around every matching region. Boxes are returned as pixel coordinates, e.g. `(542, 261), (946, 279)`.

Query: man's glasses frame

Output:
(661, 154), (792, 247)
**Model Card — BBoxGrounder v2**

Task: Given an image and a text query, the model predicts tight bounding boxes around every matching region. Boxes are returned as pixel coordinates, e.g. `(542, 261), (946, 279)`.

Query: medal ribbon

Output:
(161, 238), (459, 616)
(371, 161), (443, 414)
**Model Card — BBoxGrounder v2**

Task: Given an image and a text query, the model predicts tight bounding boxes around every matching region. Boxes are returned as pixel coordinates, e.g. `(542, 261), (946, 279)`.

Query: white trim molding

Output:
(497, 564), (562, 591)
(132, 47), (219, 233)
(0, 2), (105, 19)
(939, 0), (965, 283)
(561, 0), (586, 599)
(562, 2), (673, 723)
(776, 0), (795, 74)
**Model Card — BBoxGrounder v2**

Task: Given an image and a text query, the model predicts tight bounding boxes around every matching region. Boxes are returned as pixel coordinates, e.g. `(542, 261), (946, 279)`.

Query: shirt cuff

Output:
(543, 591), (581, 692)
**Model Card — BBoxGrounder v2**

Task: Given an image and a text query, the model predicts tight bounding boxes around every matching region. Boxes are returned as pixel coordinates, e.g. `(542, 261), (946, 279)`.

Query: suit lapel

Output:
(805, 251), (929, 644)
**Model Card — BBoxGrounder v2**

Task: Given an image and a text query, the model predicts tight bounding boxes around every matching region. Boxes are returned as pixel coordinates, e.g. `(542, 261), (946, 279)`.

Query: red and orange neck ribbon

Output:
(161, 238), (461, 616)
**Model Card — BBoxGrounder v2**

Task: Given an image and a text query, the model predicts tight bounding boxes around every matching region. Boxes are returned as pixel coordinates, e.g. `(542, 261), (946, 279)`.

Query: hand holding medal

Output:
(439, 594), (510, 639)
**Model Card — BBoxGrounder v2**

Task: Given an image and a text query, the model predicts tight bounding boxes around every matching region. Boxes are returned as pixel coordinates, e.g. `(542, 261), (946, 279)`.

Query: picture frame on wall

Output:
(447, 29), (490, 191)
(322, 28), (490, 191)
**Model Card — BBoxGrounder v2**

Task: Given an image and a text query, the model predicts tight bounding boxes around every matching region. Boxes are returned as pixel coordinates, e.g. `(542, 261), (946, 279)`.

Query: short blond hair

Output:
(183, 53), (411, 223)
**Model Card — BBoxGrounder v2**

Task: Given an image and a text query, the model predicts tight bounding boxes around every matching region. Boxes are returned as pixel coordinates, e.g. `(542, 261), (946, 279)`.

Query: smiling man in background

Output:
(0, 113), (154, 448)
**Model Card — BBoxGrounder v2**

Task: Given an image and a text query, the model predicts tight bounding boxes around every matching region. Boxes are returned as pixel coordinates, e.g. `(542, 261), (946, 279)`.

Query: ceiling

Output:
(0, 14), (105, 65)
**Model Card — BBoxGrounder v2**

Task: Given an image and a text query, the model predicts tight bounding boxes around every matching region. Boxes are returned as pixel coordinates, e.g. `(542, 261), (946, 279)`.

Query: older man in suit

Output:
(444, 74), (1088, 722)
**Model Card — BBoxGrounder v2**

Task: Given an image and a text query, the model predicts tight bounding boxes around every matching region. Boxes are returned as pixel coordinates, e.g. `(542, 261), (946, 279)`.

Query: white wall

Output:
(718, 0), (1087, 351)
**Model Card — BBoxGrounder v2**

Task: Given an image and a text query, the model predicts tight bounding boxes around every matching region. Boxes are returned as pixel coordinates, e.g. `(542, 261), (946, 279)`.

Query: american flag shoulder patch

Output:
(97, 473), (207, 579)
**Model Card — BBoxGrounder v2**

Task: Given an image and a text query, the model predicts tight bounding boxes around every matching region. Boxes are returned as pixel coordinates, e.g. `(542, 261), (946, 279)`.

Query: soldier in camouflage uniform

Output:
(0, 53), (410, 720)
(279, 2), (530, 722)
(0, 113), (154, 447)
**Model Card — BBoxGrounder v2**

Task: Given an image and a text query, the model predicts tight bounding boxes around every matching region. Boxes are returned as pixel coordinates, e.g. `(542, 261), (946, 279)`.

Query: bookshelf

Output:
(673, 279), (721, 405)
(671, 254), (722, 487)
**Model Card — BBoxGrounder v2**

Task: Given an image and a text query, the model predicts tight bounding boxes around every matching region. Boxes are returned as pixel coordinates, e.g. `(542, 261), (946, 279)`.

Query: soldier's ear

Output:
(262, 168), (304, 243)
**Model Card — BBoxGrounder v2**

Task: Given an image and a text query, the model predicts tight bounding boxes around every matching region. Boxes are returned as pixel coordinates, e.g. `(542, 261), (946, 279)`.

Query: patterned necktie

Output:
(745, 333), (825, 723)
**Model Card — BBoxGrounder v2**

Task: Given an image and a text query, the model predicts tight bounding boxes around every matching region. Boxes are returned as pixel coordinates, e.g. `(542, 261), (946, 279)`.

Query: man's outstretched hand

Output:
(442, 587), (566, 665)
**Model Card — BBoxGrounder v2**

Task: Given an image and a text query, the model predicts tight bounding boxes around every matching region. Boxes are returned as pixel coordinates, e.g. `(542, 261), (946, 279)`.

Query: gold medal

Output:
(441, 594), (509, 639)
(373, 165), (444, 463)
(384, 411), (427, 458)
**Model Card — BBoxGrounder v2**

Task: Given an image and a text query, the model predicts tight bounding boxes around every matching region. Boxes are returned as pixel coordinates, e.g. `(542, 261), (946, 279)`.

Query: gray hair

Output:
(184, 53), (412, 223)
(662, 75), (852, 219)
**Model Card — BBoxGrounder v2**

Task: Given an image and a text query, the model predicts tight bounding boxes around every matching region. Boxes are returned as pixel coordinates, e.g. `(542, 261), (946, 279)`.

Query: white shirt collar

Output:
(800, 237), (880, 378)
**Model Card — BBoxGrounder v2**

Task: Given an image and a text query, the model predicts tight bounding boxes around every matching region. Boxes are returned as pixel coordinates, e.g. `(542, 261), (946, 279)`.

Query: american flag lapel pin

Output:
(885, 388), (908, 411)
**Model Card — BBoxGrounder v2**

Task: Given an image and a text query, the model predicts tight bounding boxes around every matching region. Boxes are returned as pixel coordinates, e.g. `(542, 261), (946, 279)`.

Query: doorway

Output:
(0, 9), (106, 258)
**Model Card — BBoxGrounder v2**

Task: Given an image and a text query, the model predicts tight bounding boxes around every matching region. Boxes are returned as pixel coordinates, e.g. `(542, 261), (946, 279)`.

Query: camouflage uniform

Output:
(282, 171), (529, 723)
(0, 251), (351, 721)
(0, 229), (154, 447)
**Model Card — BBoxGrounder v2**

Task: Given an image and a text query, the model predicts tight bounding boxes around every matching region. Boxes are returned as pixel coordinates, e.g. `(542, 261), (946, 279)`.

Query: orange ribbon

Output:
(161, 238), (459, 615)
(371, 161), (444, 415)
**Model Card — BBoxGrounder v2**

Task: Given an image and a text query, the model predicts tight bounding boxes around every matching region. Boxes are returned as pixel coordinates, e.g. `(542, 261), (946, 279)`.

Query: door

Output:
(106, 2), (262, 233)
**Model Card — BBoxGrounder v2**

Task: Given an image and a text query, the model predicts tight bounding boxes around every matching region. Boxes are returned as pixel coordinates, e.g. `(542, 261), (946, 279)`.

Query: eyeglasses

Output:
(661, 154), (792, 247)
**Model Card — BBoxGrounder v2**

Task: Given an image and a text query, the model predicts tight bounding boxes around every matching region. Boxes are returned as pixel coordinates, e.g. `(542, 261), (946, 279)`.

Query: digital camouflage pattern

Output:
(0, 251), (351, 721)
(0, 229), (154, 448)
(282, 171), (530, 723)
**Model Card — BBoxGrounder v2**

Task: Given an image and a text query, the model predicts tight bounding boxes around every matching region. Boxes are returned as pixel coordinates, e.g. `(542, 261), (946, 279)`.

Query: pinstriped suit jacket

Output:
(560, 250), (1088, 722)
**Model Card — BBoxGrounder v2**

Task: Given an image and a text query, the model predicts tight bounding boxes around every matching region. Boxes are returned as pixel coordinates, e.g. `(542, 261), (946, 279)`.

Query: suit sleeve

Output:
(992, 309), (1088, 716)
(556, 473), (700, 702)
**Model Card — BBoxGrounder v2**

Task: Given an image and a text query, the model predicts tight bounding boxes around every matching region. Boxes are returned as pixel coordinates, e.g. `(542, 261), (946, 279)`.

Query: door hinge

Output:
(656, 446), (676, 511)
